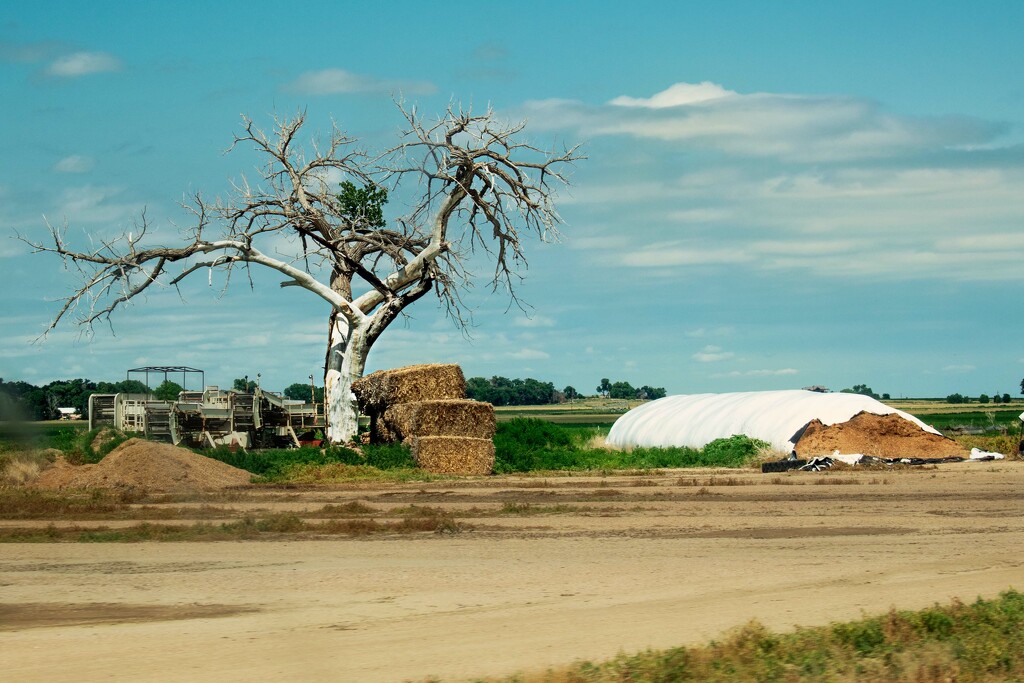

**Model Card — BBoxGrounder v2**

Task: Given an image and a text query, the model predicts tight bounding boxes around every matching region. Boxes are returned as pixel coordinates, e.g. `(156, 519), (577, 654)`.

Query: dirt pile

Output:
(795, 412), (968, 459)
(33, 438), (252, 493)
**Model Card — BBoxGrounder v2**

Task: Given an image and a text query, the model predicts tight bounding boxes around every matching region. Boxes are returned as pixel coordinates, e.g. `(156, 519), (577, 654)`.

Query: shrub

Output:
(493, 419), (770, 472)
(701, 435), (772, 467)
(204, 445), (363, 480)
(362, 443), (416, 470)
(493, 418), (576, 472)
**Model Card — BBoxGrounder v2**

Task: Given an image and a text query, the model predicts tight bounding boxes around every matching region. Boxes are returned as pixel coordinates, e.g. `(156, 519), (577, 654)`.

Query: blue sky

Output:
(2, 1), (1022, 398)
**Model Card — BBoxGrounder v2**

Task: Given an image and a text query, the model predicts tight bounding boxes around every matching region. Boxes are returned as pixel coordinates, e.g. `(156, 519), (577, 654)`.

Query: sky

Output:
(1, 0), (1022, 399)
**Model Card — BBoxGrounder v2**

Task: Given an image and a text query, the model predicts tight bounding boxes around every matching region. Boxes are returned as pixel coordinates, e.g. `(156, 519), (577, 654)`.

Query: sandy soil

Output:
(2, 461), (1023, 682)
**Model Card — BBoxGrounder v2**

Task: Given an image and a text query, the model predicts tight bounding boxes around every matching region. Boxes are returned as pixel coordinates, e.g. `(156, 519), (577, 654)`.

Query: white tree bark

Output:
(324, 314), (371, 444)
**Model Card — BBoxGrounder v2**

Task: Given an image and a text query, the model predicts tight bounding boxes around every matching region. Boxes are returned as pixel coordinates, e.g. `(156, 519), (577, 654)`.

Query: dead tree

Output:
(23, 103), (580, 443)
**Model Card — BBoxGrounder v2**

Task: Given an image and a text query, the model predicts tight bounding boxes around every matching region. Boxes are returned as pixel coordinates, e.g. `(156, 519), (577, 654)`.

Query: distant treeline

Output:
(0, 378), (149, 421)
(465, 377), (560, 406)
(465, 376), (667, 406)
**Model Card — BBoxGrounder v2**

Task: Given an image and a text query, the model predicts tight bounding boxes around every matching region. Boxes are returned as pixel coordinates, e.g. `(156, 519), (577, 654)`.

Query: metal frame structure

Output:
(126, 366), (204, 392)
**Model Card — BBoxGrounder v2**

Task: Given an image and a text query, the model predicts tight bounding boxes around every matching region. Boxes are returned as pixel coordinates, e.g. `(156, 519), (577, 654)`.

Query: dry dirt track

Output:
(2, 461), (1023, 682)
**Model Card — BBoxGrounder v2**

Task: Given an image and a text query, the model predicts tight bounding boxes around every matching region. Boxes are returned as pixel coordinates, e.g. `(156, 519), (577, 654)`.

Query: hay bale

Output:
(353, 364), (466, 415)
(411, 436), (494, 476)
(384, 400), (496, 442)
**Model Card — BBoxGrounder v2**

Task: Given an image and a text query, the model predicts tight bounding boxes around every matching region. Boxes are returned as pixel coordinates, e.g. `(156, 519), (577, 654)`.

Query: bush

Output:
(204, 445), (363, 480)
(493, 419), (770, 472)
(493, 418), (576, 472)
(702, 435), (772, 467)
(362, 443), (416, 470)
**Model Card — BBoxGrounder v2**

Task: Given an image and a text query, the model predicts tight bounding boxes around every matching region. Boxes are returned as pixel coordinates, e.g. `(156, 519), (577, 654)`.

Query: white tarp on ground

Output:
(605, 390), (941, 452)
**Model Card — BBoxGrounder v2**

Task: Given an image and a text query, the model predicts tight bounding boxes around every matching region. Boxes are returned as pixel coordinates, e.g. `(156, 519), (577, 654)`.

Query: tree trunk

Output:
(324, 312), (370, 444)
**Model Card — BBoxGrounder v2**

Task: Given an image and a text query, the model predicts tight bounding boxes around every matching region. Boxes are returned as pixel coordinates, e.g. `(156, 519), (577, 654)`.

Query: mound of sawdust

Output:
(32, 438), (252, 493)
(795, 412), (968, 459)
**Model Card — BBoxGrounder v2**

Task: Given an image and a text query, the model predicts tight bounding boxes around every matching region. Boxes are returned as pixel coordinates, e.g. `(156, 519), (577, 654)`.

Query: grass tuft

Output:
(490, 590), (1024, 682)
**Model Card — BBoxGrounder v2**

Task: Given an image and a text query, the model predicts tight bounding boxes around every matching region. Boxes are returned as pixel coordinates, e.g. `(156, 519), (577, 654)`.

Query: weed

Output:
(318, 501), (379, 516)
(0, 507), (472, 542)
(812, 477), (862, 486)
(487, 590), (1024, 683)
(0, 451), (51, 486)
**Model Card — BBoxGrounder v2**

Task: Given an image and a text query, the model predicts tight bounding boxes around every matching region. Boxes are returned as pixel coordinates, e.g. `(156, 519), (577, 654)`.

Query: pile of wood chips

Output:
(795, 411), (968, 458)
(352, 364), (495, 475)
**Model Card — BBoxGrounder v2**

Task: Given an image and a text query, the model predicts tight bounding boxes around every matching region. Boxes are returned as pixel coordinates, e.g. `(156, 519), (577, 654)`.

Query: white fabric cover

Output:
(605, 390), (940, 452)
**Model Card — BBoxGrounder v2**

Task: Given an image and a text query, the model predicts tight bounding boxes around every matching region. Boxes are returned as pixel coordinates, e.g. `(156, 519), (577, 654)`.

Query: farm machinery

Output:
(88, 367), (323, 449)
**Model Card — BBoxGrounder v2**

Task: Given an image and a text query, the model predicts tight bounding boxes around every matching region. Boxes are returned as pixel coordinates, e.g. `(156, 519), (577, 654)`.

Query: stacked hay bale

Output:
(352, 364), (495, 475)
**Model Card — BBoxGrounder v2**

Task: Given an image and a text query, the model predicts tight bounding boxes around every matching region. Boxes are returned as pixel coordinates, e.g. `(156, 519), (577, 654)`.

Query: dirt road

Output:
(2, 462), (1022, 682)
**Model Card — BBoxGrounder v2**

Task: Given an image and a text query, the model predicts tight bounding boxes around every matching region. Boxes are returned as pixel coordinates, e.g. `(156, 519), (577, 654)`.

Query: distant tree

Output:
(153, 380), (184, 401)
(1020, 377), (1024, 395)
(946, 393), (967, 404)
(233, 377), (257, 392)
(95, 379), (150, 395)
(563, 386), (579, 402)
(465, 377), (493, 403)
(1002, 393), (1011, 404)
(597, 378), (611, 397)
(44, 378), (97, 417)
(979, 393), (990, 404)
(464, 376), (555, 406)
(0, 379), (49, 420)
(639, 385), (667, 400)
(881, 393), (891, 400)
(609, 381), (635, 400)
(841, 384), (880, 400)
(283, 382), (324, 403)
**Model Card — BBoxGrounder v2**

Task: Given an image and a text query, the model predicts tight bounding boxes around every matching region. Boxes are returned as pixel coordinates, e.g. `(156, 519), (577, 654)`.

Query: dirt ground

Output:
(2, 461), (1022, 682)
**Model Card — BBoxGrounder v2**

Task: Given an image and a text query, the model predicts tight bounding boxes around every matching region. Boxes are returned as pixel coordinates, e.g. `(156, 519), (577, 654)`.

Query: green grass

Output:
(487, 590), (1024, 683)
(920, 410), (1021, 431)
(0, 421), (84, 453)
(493, 419), (769, 473)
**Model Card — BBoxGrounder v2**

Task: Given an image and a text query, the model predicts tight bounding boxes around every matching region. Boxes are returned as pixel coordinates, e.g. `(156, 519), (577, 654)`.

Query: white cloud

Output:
(685, 327), (734, 338)
(574, 159), (1024, 281)
(54, 155), (94, 173)
(509, 348), (551, 360)
(942, 364), (976, 373)
(285, 68), (436, 96)
(50, 185), (144, 225)
(46, 51), (122, 77)
(692, 345), (734, 362)
(622, 243), (754, 267)
(713, 368), (800, 378)
(524, 82), (1005, 162)
(609, 81), (736, 108)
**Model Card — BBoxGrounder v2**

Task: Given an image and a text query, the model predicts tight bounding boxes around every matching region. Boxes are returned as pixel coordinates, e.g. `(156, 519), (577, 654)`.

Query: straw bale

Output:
(353, 364), (466, 415)
(384, 400), (496, 442)
(411, 436), (495, 476)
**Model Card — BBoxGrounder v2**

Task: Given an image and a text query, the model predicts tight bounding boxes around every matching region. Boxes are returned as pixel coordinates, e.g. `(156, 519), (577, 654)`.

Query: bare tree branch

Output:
(25, 102), (582, 442)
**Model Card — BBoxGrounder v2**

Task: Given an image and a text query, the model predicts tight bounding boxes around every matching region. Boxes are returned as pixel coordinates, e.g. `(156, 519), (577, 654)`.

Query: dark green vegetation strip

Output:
(919, 410), (1021, 430)
(486, 590), (1024, 683)
(493, 419), (769, 473)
